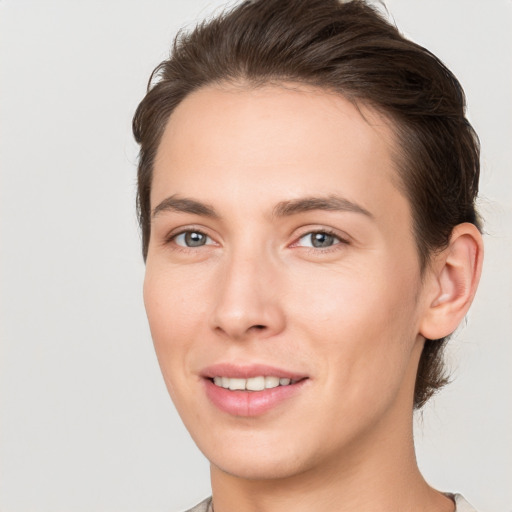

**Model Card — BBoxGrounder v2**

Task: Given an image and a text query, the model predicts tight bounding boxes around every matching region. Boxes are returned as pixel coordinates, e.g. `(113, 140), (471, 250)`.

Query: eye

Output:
(173, 230), (213, 248)
(296, 231), (343, 249)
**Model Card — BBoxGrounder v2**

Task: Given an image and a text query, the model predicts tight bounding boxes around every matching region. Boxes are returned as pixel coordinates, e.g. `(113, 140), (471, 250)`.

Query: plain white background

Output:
(0, 1), (510, 511)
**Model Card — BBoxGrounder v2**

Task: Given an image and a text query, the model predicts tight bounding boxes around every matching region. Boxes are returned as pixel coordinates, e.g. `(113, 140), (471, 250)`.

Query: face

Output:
(144, 84), (429, 481)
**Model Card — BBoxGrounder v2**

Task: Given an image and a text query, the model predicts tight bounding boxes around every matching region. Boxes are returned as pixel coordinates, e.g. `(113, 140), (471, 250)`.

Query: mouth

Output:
(201, 364), (309, 417)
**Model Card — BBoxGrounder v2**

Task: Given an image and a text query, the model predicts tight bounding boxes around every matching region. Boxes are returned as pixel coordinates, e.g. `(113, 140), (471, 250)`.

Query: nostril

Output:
(253, 325), (266, 330)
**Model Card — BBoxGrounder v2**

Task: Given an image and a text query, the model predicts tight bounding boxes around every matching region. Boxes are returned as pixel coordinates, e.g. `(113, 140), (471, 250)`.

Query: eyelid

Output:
(163, 225), (218, 247)
(290, 226), (351, 247)
(160, 224), (350, 252)
(175, 232), (214, 247)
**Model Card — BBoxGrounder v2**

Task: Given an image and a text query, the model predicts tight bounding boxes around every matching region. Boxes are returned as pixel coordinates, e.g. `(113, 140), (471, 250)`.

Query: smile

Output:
(212, 376), (296, 391)
(202, 365), (309, 416)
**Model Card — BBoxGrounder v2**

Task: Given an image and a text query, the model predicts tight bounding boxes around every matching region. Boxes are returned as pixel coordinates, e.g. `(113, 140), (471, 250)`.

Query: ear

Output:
(419, 223), (484, 340)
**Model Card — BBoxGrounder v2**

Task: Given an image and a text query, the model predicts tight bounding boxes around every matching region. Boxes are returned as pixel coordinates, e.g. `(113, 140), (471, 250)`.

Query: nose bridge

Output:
(211, 239), (285, 339)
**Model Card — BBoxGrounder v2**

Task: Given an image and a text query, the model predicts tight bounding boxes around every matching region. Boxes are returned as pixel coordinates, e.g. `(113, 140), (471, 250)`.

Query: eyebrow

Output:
(151, 194), (373, 220)
(152, 195), (219, 219)
(272, 195), (373, 218)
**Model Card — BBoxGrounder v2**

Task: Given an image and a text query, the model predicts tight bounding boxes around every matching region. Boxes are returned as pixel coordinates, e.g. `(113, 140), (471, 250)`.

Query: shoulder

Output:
(183, 497), (212, 512)
(448, 493), (479, 512)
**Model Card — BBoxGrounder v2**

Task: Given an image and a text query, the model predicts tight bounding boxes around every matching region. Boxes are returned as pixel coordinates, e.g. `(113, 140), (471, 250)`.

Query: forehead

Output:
(152, 83), (409, 226)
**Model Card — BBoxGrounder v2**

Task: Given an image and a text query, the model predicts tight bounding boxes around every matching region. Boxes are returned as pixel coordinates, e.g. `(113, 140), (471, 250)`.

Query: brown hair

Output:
(133, 0), (481, 408)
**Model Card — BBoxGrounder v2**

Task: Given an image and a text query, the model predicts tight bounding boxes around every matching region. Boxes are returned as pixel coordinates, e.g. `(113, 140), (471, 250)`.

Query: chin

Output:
(193, 426), (325, 482)
(210, 452), (309, 481)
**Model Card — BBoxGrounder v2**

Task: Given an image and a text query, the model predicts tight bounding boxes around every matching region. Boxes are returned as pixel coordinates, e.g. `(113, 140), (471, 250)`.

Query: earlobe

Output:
(420, 223), (484, 340)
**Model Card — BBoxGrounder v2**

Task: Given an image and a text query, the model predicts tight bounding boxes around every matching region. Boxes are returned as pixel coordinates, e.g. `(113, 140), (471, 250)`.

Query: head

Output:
(133, 0), (481, 411)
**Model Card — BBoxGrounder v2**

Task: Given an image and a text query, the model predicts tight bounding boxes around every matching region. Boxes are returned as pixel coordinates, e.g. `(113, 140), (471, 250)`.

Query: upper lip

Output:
(200, 363), (308, 381)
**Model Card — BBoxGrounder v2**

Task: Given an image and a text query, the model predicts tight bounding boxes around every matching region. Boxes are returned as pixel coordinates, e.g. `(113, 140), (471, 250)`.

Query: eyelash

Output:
(292, 228), (349, 254)
(163, 227), (349, 254)
(164, 227), (214, 252)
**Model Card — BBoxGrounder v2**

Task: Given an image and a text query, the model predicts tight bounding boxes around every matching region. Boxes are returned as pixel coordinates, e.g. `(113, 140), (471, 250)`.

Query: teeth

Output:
(265, 376), (280, 389)
(246, 376), (265, 391)
(212, 376), (296, 391)
(228, 378), (246, 391)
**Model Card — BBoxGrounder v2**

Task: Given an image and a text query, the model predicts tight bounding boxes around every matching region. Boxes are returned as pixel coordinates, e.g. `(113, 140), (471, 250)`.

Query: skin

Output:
(144, 83), (482, 512)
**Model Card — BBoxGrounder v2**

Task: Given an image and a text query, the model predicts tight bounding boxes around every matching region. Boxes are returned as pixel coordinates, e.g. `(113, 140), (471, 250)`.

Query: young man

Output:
(133, 1), (483, 510)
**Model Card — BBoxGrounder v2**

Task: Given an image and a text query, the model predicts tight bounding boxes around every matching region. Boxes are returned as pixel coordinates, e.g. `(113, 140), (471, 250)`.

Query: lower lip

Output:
(203, 379), (307, 417)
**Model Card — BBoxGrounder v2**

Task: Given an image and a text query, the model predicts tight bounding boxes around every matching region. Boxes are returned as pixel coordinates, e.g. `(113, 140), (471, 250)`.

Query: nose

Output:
(210, 248), (286, 341)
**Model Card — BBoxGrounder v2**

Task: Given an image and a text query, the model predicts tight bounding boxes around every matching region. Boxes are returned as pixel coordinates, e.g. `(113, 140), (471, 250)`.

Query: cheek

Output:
(288, 254), (418, 333)
(144, 259), (210, 329)
(143, 265), (208, 388)
(287, 258), (421, 392)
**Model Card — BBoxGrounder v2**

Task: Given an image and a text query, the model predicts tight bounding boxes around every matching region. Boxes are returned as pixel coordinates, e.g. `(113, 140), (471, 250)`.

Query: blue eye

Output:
(174, 231), (212, 247)
(297, 231), (341, 248)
